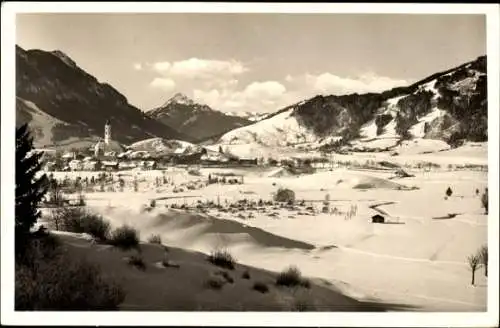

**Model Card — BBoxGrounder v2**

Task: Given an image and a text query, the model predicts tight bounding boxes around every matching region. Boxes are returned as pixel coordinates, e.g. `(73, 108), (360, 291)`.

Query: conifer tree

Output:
(15, 124), (49, 257)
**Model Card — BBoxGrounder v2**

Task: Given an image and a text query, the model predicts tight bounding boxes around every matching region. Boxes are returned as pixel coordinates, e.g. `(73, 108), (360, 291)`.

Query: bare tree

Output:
(478, 245), (488, 277)
(133, 177), (138, 192)
(467, 254), (481, 286)
(48, 177), (64, 206)
(50, 208), (62, 231)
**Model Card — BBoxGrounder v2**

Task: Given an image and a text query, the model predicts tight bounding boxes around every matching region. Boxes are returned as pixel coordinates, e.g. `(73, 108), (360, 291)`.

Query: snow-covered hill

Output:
(127, 137), (202, 155)
(215, 55), (487, 154)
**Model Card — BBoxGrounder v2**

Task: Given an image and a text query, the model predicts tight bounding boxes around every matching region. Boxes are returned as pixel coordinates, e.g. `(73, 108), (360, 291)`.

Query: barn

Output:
(371, 214), (385, 223)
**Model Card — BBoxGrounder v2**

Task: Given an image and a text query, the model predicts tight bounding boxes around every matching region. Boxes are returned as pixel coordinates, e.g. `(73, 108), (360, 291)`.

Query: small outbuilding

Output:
(371, 214), (385, 223)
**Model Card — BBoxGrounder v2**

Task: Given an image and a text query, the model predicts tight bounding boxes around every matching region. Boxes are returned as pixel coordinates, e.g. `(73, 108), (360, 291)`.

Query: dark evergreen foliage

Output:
(16, 123), (49, 259)
(375, 114), (393, 136)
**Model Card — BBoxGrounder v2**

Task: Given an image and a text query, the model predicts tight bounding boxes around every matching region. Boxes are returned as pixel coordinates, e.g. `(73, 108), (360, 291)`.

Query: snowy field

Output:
(41, 149), (488, 312)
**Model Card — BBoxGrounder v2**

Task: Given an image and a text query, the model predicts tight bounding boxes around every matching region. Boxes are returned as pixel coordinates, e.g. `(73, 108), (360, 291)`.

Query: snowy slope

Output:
(127, 137), (201, 154)
(16, 97), (69, 146)
(218, 109), (319, 147)
(214, 55), (486, 155)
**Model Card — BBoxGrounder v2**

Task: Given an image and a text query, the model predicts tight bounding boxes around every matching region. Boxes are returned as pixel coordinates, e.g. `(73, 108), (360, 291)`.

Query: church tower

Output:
(104, 119), (111, 145)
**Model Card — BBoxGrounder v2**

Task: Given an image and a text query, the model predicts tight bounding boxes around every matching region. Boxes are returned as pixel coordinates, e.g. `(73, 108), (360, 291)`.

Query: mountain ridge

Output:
(15, 45), (191, 147)
(215, 55), (487, 151)
(147, 93), (253, 142)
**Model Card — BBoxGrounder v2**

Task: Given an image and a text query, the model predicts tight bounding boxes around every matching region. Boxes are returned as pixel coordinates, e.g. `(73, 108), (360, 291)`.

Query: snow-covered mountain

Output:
(147, 93), (252, 142)
(216, 56), (487, 153)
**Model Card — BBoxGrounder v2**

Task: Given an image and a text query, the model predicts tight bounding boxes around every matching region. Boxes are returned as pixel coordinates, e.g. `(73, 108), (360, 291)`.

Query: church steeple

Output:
(104, 119), (111, 145)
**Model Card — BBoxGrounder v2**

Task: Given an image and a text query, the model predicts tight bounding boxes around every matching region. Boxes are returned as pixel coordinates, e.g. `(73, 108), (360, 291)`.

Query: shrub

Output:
(127, 254), (146, 271)
(242, 270), (251, 279)
(276, 266), (308, 288)
(81, 213), (111, 241)
(109, 225), (140, 250)
(205, 276), (226, 290)
(161, 257), (180, 269)
(54, 208), (110, 241)
(291, 298), (314, 311)
(207, 249), (236, 270)
(300, 278), (311, 289)
(215, 270), (234, 284)
(252, 281), (269, 293)
(15, 236), (125, 310)
(274, 188), (295, 203)
(147, 234), (162, 244)
(481, 188), (488, 214)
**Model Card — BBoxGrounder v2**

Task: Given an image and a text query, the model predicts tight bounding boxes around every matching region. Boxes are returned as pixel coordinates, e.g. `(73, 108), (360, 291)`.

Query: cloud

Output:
(193, 89), (220, 106)
(152, 61), (171, 73)
(192, 80), (287, 113)
(244, 81), (286, 99)
(303, 72), (408, 95)
(143, 56), (407, 113)
(133, 63), (143, 71)
(150, 58), (248, 80)
(147, 58), (248, 96)
(169, 58), (248, 79)
(150, 77), (176, 92)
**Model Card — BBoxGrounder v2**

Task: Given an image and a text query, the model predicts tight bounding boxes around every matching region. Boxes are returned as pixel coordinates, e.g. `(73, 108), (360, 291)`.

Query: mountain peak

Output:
(164, 93), (194, 106)
(50, 50), (77, 69)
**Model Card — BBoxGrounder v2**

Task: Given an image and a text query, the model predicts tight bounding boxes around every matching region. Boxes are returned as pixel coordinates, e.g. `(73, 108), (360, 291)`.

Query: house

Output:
(62, 152), (76, 160)
(118, 161), (134, 170)
(102, 160), (119, 171)
(371, 214), (385, 223)
(104, 151), (117, 158)
(68, 159), (83, 171)
(238, 158), (258, 166)
(145, 160), (157, 170)
(83, 160), (100, 171)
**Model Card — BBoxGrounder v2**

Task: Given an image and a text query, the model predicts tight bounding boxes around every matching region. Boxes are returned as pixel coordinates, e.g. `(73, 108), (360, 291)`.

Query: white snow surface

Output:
(128, 137), (198, 153)
(218, 109), (318, 147)
(409, 107), (447, 138)
(45, 161), (488, 311)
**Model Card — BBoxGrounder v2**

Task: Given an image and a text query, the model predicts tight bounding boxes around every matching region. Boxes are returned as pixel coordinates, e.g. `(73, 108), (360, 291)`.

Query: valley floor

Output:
(41, 153), (489, 311)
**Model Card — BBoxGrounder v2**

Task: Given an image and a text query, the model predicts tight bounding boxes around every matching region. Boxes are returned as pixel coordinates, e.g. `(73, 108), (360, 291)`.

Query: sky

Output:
(16, 13), (486, 113)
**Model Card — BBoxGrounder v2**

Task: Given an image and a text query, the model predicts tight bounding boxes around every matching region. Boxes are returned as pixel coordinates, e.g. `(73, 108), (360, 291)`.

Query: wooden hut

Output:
(371, 214), (385, 223)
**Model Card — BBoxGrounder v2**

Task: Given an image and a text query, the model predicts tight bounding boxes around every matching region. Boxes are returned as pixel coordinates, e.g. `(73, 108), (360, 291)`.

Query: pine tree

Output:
(15, 124), (49, 258)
